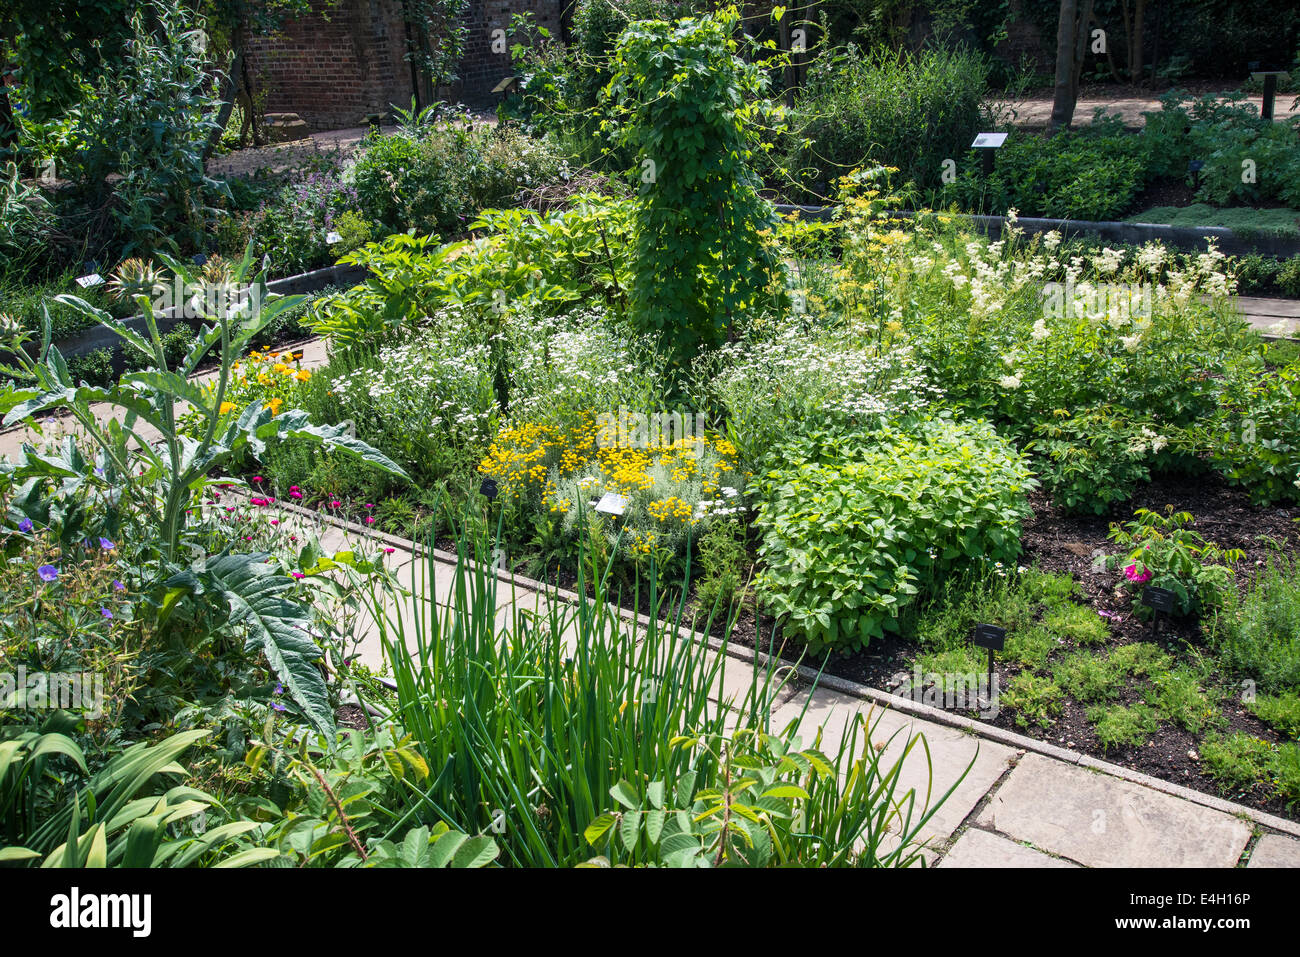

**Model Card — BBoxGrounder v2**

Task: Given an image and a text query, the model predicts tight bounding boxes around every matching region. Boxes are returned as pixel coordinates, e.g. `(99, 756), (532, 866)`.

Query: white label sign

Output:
(325, 231), (343, 245)
(971, 132), (1008, 149)
(595, 493), (629, 516)
(76, 274), (105, 288)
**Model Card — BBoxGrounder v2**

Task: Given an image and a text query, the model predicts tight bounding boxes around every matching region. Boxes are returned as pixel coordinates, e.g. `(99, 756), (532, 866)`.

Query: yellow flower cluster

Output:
(647, 496), (691, 523)
(481, 417), (739, 527)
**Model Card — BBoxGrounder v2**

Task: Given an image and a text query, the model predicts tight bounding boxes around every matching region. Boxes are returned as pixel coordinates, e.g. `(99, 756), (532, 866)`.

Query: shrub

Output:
(1001, 672), (1062, 730)
(950, 115), (1146, 221)
(246, 159), (369, 275)
(0, 161), (53, 279)
(1087, 703), (1162, 750)
(1146, 668), (1218, 733)
(348, 120), (562, 238)
(1249, 692), (1300, 738)
(608, 13), (785, 374)
(1201, 731), (1276, 793)
(783, 45), (989, 200)
(755, 417), (1036, 652)
(1106, 507), (1244, 618)
(62, 0), (224, 258)
(1279, 256), (1300, 298)
(703, 334), (939, 473)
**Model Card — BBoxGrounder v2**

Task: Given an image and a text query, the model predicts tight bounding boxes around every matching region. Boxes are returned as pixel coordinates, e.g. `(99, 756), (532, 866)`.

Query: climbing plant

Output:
(607, 10), (787, 376)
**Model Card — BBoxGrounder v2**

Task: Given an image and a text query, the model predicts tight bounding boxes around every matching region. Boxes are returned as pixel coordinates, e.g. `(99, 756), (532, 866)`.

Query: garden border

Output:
(48, 261), (368, 363)
(268, 491), (1300, 843)
(775, 204), (1300, 259)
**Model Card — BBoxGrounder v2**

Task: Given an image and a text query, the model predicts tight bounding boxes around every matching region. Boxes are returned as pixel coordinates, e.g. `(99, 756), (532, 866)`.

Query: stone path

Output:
(1240, 296), (1300, 338)
(264, 499), (1300, 868)
(1003, 92), (1300, 129)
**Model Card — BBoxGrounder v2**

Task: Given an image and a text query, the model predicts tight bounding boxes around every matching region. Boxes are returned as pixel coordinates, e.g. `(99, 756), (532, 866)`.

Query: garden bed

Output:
(722, 471), (1300, 824)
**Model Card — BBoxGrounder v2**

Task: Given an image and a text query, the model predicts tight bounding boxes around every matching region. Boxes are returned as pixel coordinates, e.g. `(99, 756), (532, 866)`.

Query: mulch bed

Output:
(684, 471), (1300, 822)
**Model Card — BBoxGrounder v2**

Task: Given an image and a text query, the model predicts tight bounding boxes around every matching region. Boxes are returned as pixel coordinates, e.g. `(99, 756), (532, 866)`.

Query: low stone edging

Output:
(48, 261), (368, 363)
(269, 491), (1300, 843)
(775, 204), (1300, 259)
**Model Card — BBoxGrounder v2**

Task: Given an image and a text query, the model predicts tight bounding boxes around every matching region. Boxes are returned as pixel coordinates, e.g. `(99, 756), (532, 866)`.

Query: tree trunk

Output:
(1051, 0), (1081, 130)
(203, 48), (241, 163)
(1131, 0), (1146, 85)
(1051, 0), (1096, 130)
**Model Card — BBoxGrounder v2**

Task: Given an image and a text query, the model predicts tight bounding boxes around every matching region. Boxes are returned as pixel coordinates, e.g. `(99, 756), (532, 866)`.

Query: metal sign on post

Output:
(1249, 62), (1291, 121)
(594, 492), (628, 516)
(479, 478), (498, 501)
(1141, 584), (1176, 635)
(971, 132), (1007, 178)
(972, 624), (1006, 703)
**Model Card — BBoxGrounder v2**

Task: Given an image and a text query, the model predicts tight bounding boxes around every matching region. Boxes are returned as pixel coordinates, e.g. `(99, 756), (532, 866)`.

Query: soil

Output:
(679, 471), (1300, 822)
(1127, 177), (1199, 216)
(335, 703), (369, 731)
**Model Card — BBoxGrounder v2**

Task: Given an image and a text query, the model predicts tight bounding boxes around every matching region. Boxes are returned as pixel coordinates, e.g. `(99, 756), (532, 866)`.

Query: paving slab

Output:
(938, 827), (1079, 868)
(772, 688), (1016, 853)
(1246, 834), (1300, 868)
(978, 753), (1253, 868)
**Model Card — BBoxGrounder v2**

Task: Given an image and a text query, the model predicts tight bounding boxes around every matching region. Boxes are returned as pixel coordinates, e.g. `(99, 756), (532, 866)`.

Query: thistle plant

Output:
(0, 244), (408, 734)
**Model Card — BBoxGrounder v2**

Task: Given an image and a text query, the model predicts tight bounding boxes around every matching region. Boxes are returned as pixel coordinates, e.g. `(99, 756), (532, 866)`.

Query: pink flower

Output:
(290, 490), (302, 499)
(329, 500), (341, 508)
(270, 519), (280, 526)
(291, 571), (305, 579)
(251, 497), (269, 507)
(383, 547), (394, 554)
(364, 503), (375, 510)
(253, 476), (264, 484)
(1124, 563), (1152, 584)
(365, 517), (375, 525)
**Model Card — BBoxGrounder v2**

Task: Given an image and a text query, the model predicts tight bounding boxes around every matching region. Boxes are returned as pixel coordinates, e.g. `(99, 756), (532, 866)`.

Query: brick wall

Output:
(246, 0), (411, 131)
(246, 0), (564, 129)
(457, 0), (565, 102)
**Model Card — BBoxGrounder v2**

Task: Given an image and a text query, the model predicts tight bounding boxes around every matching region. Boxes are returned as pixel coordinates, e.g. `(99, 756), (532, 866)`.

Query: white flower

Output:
(1031, 318), (1050, 341)
(1120, 334), (1142, 352)
(998, 373), (1022, 389)
(1042, 230), (1062, 252)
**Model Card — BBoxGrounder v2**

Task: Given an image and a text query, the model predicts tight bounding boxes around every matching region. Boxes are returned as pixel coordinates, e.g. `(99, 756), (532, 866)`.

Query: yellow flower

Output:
(219, 401), (237, 415)
(264, 397), (284, 415)
(295, 369), (311, 382)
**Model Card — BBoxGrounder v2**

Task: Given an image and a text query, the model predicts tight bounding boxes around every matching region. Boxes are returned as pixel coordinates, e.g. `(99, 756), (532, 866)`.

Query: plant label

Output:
(1141, 585), (1176, 614)
(971, 132), (1007, 149)
(325, 231), (343, 245)
(479, 478), (499, 501)
(595, 492), (629, 516)
(972, 623), (1006, 651)
(76, 274), (105, 288)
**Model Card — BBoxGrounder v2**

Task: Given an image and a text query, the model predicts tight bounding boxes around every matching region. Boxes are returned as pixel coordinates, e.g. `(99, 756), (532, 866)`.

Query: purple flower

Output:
(272, 701), (286, 712)
(37, 565), (58, 582)
(99, 537), (115, 551)
(274, 683), (284, 695)
(94, 467), (105, 477)
(101, 608), (113, 619)
(113, 580), (125, 591)
(17, 518), (33, 533)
